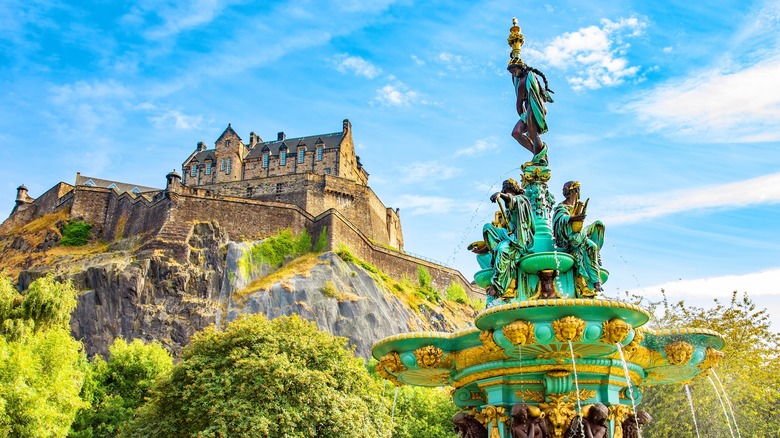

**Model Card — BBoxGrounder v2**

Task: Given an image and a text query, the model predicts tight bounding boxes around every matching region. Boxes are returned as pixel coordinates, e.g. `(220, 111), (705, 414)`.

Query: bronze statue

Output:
(552, 181), (605, 295)
(509, 62), (554, 165)
(566, 404), (608, 438)
(453, 412), (488, 438)
(622, 410), (652, 438)
(510, 404), (549, 438)
(485, 179), (535, 298)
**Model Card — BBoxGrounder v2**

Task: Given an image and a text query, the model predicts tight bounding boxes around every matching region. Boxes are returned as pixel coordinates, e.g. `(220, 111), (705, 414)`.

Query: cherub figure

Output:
(453, 412), (488, 438)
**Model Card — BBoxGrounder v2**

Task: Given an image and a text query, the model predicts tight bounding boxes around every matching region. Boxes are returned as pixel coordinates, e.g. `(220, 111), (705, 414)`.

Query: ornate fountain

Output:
(371, 18), (726, 438)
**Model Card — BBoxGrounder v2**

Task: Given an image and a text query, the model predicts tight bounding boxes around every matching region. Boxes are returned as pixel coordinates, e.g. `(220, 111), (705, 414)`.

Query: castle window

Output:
(280, 151), (287, 166)
(226, 158), (232, 174)
(316, 146), (323, 161)
(205, 162), (212, 174)
(221, 159), (226, 171)
(324, 168), (331, 174)
(191, 166), (197, 177)
(298, 148), (305, 163)
(263, 153), (269, 168)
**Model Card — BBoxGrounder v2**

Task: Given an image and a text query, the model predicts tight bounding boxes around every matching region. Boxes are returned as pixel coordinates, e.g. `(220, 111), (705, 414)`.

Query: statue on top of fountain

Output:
(507, 17), (554, 166)
(553, 181), (605, 296)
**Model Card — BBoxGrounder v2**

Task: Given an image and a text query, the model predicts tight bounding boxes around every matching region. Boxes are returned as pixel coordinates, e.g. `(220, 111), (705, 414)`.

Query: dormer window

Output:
(263, 152), (269, 168)
(298, 148), (305, 163)
(316, 146), (323, 161)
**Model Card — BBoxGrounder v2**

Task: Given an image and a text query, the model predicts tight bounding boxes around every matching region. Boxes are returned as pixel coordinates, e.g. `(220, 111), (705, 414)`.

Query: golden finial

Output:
(507, 17), (525, 67)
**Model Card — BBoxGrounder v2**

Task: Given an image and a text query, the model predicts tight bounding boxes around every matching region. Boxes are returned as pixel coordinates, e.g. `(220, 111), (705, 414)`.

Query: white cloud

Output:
(399, 161), (461, 183)
(374, 81), (418, 107)
(334, 54), (382, 79)
(454, 137), (499, 157)
(628, 267), (780, 299)
(149, 110), (204, 130)
(624, 55), (780, 142)
(602, 172), (780, 225)
(526, 17), (646, 90)
(392, 194), (477, 215)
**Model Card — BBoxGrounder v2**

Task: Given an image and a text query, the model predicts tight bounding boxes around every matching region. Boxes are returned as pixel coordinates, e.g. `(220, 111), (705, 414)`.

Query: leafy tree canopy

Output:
(123, 314), (391, 437)
(70, 339), (173, 438)
(640, 291), (780, 438)
(0, 275), (86, 438)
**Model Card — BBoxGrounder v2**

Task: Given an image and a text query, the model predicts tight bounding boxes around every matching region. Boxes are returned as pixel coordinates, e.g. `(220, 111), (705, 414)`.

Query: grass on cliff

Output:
(334, 244), (478, 327)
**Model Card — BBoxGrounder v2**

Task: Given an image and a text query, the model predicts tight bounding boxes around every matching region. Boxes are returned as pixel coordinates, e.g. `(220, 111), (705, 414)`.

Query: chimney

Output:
(277, 132), (286, 141)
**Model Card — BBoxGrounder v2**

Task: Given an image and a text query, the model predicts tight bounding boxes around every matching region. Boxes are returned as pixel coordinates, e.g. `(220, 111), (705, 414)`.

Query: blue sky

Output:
(2, 0), (779, 328)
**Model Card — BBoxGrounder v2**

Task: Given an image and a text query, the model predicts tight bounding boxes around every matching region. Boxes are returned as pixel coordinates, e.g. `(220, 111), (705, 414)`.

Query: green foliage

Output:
(0, 276), (86, 437)
(70, 339), (173, 438)
(123, 314), (390, 437)
(417, 266), (440, 303)
(60, 220), (92, 246)
(445, 282), (468, 304)
(241, 229), (315, 277)
(313, 227), (328, 253)
(321, 280), (339, 299)
(640, 291), (780, 438)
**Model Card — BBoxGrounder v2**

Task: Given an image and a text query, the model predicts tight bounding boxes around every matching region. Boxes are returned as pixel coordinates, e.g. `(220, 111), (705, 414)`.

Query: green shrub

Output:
(445, 282), (468, 304)
(60, 220), (92, 246)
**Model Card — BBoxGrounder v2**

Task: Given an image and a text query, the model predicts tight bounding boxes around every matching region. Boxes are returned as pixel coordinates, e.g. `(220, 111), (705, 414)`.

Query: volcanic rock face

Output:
(6, 221), (472, 359)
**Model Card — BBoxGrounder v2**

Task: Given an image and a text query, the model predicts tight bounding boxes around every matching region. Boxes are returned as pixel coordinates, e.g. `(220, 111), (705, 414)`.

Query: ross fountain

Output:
(372, 18), (727, 438)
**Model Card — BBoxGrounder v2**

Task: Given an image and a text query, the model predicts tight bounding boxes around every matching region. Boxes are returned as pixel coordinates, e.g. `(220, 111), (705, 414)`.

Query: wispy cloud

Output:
(454, 137), (499, 157)
(122, 0), (237, 40)
(334, 54), (382, 79)
(602, 172), (780, 225)
(399, 161), (461, 183)
(526, 17), (646, 90)
(374, 80), (418, 107)
(628, 267), (780, 298)
(149, 109), (204, 130)
(392, 194), (477, 215)
(624, 55), (780, 142)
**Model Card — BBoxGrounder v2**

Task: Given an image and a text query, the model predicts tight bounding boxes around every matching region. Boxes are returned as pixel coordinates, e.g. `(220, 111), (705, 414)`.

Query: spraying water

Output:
(708, 374), (736, 438)
(616, 343), (642, 437)
(684, 384), (701, 438)
(712, 370), (742, 438)
(567, 340), (586, 438)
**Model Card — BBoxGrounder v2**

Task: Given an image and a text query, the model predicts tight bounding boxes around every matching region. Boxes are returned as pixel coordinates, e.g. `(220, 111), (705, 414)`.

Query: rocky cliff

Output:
(0, 214), (478, 359)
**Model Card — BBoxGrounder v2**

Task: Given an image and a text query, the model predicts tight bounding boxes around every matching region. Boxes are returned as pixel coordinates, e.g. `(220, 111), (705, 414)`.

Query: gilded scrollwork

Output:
(377, 352), (406, 386)
(697, 347), (725, 370)
(540, 394), (577, 438)
(552, 316), (586, 342)
(601, 318), (632, 345)
(664, 341), (694, 365)
(502, 320), (536, 346)
(515, 389), (545, 403)
(414, 345), (444, 368)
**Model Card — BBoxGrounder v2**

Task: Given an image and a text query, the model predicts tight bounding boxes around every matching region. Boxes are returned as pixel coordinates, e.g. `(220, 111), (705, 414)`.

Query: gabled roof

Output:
(75, 174), (160, 194)
(245, 132), (343, 159)
(216, 123), (242, 143)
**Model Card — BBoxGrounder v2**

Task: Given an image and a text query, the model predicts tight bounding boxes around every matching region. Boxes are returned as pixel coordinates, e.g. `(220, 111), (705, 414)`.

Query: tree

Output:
(70, 339), (173, 438)
(123, 314), (391, 437)
(640, 291), (780, 437)
(0, 275), (86, 437)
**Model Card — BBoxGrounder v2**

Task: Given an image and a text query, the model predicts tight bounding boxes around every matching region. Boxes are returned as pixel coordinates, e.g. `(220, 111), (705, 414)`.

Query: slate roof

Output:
(75, 174), (160, 194)
(245, 132), (343, 160)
